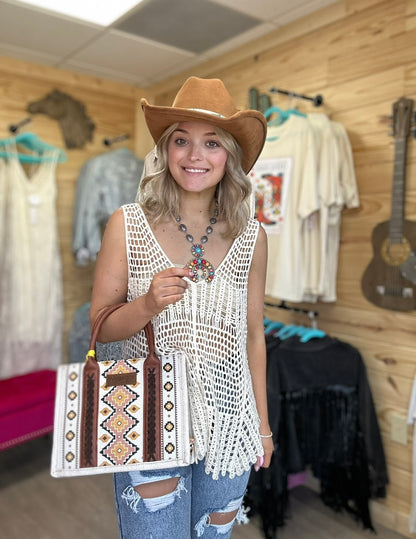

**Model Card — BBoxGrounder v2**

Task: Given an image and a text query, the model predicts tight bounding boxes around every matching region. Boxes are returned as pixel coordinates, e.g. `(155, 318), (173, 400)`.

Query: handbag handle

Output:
(86, 303), (154, 362)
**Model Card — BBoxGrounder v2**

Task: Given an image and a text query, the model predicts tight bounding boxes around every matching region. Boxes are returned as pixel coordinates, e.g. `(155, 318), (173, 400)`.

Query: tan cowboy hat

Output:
(140, 77), (267, 173)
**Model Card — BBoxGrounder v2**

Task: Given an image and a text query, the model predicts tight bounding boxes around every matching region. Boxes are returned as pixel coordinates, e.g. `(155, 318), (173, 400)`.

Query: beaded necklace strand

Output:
(175, 203), (218, 283)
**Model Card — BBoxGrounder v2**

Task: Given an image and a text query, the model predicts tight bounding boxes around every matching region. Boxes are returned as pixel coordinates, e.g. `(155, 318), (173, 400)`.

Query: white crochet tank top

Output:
(122, 203), (263, 479)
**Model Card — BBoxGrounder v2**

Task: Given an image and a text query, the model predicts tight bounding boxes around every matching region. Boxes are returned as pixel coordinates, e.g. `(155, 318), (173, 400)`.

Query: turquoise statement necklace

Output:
(176, 204), (218, 283)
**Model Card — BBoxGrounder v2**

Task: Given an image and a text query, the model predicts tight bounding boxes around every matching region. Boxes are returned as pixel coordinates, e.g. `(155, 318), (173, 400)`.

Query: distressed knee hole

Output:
(209, 509), (238, 526)
(122, 476), (186, 513)
(134, 477), (179, 499)
(195, 495), (249, 536)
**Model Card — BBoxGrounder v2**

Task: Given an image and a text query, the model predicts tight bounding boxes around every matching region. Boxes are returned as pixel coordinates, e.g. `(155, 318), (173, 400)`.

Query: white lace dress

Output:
(0, 145), (63, 379)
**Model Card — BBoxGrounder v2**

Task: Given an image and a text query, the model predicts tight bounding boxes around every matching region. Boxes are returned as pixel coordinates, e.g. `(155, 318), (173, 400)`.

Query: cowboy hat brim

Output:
(141, 98), (267, 174)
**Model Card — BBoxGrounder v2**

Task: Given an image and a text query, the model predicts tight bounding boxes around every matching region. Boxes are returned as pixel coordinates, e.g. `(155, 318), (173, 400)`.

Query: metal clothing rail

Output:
(264, 300), (319, 327)
(103, 133), (130, 146)
(269, 87), (324, 107)
(9, 116), (32, 134)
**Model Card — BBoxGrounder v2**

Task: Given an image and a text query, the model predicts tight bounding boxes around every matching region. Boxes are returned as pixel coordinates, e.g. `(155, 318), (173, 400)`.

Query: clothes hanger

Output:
(264, 105), (307, 123)
(299, 328), (326, 342)
(276, 323), (326, 342)
(263, 302), (322, 340)
(283, 94), (307, 119)
(0, 132), (67, 163)
(264, 320), (285, 335)
(0, 148), (45, 164)
(276, 324), (300, 339)
(264, 106), (290, 126)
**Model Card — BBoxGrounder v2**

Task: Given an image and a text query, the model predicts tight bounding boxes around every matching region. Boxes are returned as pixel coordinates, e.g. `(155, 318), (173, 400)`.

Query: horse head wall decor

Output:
(27, 89), (95, 149)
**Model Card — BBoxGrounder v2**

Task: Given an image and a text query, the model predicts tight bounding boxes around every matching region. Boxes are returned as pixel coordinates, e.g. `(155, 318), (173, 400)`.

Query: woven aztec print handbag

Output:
(51, 303), (194, 478)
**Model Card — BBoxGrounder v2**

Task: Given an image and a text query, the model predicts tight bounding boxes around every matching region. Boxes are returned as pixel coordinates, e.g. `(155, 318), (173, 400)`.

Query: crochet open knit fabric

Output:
(122, 203), (263, 479)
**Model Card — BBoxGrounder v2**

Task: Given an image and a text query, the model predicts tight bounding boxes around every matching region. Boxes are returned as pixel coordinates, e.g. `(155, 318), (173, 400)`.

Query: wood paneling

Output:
(0, 55), (140, 98)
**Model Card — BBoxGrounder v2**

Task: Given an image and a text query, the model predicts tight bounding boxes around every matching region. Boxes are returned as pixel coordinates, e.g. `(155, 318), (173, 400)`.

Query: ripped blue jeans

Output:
(114, 460), (251, 538)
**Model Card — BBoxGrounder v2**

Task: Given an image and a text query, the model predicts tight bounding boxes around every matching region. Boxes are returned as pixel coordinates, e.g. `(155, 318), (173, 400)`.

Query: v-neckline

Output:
(14, 159), (45, 183)
(6, 142), (56, 183)
(137, 205), (236, 279)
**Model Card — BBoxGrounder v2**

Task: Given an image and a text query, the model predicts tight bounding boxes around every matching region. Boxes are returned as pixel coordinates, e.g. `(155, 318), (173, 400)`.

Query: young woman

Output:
(90, 77), (273, 538)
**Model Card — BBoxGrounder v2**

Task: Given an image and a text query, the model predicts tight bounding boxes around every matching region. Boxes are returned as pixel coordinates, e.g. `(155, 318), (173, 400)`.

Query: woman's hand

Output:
(144, 267), (189, 315)
(254, 434), (274, 471)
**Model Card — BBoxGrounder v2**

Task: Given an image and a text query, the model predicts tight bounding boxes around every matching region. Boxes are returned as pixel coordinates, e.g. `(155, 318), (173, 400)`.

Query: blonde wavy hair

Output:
(137, 123), (252, 238)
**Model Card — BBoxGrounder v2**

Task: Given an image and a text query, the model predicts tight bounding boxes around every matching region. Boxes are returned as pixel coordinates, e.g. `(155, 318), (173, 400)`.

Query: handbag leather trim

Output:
(80, 303), (126, 468)
(80, 358), (100, 467)
(105, 372), (137, 387)
(143, 322), (162, 462)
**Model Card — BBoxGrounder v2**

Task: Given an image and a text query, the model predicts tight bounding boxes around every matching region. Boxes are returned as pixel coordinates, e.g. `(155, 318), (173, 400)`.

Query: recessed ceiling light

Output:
(14, 0), (142, 26)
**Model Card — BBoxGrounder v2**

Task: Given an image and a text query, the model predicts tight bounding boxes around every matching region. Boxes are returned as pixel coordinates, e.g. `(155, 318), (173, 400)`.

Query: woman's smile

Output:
(182, 166), (209, 174)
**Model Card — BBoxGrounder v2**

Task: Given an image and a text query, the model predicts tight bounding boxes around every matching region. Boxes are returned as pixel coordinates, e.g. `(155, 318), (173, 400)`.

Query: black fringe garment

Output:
(245, 335), (388, 539)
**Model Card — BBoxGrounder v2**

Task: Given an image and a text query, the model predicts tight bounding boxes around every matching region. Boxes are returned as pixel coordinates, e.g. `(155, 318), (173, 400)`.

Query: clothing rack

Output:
(103, 134), (130, 146)
(269, 87), (324, 107)
(264, 300), (319, 327)
(0, 131), (67, 163)
(9, 117), (32, 134)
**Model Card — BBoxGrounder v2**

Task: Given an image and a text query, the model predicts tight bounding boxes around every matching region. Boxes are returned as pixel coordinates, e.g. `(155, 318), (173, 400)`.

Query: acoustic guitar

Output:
(361, 96), (416, 311)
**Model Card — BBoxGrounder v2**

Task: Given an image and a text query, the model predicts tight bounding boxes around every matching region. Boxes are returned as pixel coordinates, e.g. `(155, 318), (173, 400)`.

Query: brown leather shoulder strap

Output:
(88, 303), (126, 355)
(143, 321), (161, 462)
(144, 320), (155, 355)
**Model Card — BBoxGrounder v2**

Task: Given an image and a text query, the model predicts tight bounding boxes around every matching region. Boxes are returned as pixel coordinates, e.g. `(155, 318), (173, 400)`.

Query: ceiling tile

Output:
(0, 1), (102, 57)
(115, 0), (262, 54)
(200, 22), (276, 61)
(58, 59), (146, 86)
(271, 0), (339, 25)
(209, 0), (309, 21)
(0, 42), (61, 66)
(62, 29), (195, 86)
(145, 56), (209, 86)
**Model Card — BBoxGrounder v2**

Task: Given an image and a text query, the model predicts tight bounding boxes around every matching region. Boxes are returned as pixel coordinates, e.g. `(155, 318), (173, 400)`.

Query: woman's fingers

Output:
(145, 267), (189, 313)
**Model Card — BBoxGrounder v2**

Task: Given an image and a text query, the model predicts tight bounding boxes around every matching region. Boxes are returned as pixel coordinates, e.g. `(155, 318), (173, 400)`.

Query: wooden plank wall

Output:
(140, 0), (416, 535)
(0, 56), (142, 362)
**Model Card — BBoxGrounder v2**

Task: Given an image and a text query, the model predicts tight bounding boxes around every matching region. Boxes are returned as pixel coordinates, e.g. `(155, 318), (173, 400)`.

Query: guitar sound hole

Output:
(381, 238), (411, 266)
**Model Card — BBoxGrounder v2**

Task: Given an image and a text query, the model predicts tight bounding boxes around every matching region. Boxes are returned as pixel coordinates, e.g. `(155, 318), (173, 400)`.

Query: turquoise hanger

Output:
(264, 106), (290, 126)
(0, 132), (67, 163)
(264, 106), (307, 127)
(277, 324), (300, 339)
(299, 328), (326, 342)
(263, 318), (272, 328)
(264, 320), (285, 335)
(276, 324), (326, 341)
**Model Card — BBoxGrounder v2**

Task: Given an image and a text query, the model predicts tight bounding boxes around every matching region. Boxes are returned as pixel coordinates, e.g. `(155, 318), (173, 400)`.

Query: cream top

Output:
(122, 203), (263, 479)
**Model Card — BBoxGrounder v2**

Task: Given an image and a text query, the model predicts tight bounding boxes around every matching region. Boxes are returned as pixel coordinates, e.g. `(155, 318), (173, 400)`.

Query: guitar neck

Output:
(389, 136), (407, 242)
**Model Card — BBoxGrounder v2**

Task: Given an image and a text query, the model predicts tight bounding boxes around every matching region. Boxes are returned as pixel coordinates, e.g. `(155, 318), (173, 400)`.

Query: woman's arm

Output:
(89, 208), (189, 342)
(247, 224), (274, 468)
